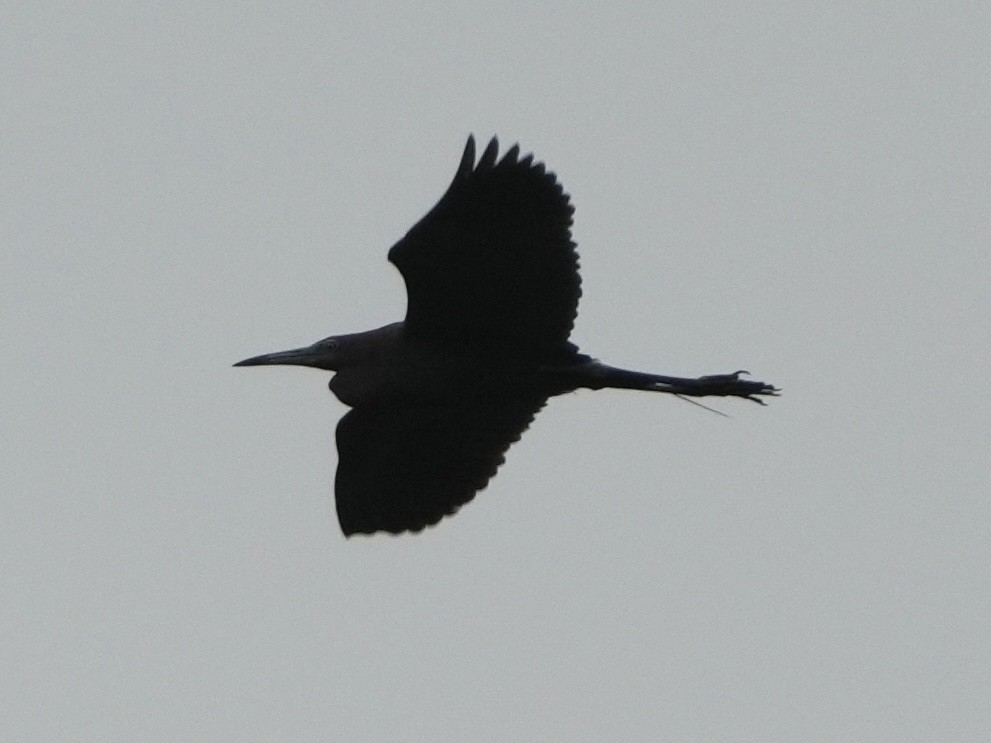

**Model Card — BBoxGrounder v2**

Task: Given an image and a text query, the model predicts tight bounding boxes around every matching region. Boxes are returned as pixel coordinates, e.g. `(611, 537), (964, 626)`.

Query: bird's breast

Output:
(328, 367), (386, 408)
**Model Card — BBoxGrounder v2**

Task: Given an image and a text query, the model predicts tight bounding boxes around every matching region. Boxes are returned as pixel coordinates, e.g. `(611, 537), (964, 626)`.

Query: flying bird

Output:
(235, 136), (778, 536)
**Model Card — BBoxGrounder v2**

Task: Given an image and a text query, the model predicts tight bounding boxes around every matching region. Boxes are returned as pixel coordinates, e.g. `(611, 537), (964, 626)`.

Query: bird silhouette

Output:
(235, 136), (778, 536)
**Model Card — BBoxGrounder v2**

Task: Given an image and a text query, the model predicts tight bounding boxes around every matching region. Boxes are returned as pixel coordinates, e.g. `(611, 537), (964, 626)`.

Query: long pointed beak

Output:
(233, 346), (321, 368)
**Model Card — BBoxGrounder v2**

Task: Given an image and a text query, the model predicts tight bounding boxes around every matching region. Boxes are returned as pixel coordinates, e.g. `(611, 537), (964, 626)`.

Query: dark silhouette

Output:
(235, 136), (778, 536)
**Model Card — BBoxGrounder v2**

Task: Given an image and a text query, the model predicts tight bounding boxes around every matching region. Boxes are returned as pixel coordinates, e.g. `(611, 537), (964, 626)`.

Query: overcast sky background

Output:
(3, 5), (989, 741)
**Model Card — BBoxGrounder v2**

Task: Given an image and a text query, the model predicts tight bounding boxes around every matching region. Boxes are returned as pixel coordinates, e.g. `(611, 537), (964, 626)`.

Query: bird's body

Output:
(236, 136), (778, 536)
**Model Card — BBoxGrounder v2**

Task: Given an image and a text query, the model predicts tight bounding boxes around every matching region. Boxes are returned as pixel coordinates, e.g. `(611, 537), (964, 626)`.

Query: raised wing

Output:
(388, 136), (580, 355)
(334, 397), (547, 536)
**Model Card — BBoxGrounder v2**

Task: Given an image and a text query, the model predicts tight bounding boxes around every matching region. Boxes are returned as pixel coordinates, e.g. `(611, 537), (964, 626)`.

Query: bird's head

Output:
(234, 335), (344, 371)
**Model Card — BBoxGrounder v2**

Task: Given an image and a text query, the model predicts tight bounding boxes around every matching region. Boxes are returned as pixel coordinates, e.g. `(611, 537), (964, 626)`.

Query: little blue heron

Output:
(236, 136), (778, 536)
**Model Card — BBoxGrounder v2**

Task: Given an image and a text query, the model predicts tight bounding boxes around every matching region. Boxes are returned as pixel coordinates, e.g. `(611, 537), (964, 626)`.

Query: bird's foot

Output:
(679, 370), (780, 405)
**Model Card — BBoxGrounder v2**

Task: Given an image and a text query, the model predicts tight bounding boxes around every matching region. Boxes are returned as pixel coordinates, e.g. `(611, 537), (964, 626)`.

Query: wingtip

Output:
(459, 136), (540, 174)
(500, 143), (521, 166)
(457, 134), (501, 174)
(478, 136), (499, 169)
(458, 135), (476, 177)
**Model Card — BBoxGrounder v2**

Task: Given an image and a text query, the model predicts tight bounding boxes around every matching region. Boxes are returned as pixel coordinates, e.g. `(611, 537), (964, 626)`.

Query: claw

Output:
(682, 371), (780, 402)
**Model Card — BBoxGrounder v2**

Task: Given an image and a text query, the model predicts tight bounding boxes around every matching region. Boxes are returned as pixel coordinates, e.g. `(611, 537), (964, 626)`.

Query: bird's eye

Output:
(323, 338), (340, 351)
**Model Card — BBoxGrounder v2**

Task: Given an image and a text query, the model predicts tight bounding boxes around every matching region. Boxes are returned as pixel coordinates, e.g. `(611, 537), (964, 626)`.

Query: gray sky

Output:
(4, 5), (989, 741)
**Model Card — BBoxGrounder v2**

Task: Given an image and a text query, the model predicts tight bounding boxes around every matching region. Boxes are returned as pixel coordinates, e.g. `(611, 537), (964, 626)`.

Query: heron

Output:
(235, 136), (778, 537)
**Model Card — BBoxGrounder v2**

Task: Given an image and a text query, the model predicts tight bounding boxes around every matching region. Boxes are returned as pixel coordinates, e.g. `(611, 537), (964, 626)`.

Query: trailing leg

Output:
(564, 362), (780, 405)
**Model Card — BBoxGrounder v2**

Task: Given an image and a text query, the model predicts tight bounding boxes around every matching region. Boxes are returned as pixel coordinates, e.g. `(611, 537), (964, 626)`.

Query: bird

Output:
(235, 136), (778, 537)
